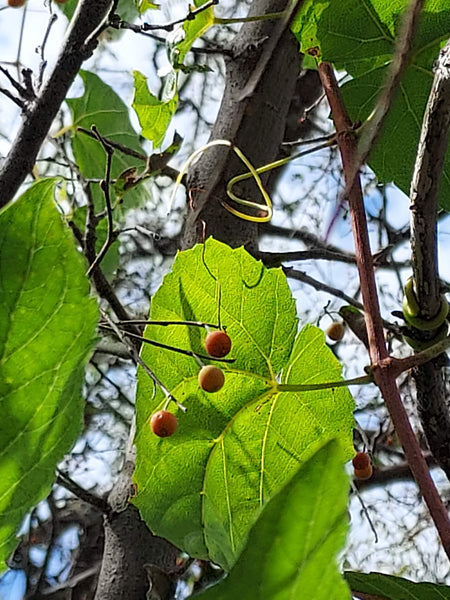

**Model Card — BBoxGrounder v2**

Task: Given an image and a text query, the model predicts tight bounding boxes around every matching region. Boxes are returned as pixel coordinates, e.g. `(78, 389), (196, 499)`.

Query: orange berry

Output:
(353, 464), (373, 480)
(326, 321), (345, 342)
(352, 451), (370, 470)
(198, 365), (225, 393)
(352, 452), (373, 480)
(150, 410), (178, 437)
(8, 0), (26, 7)
(204, 330), (232, 358)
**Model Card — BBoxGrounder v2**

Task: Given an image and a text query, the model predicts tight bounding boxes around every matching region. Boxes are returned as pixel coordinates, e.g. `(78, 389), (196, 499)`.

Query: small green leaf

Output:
(132, 70), (178, 148)
(168, 0), (215, 68)
(345, 571), (450, 599)
(197, 441), (351, 600)
(66, 70), (148, 217)
(0, 179), (99, 570)
(134, 239), (354, 570)
(137, 0), (159, 13)
(292, 0), (450, 210)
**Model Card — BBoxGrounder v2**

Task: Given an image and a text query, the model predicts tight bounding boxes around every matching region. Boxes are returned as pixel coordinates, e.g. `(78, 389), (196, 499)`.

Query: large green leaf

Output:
(66, 70), (148, 216)
(345, 571), (450, 599)
(197, 441), (351, 600)
(292, 0), (450, 210)
(0, 179), (99, 569)
(134, 239), (354, 570)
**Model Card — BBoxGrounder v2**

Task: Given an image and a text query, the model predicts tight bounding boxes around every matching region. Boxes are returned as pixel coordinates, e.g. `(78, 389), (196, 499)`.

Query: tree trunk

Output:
(182, 0), (303, 252)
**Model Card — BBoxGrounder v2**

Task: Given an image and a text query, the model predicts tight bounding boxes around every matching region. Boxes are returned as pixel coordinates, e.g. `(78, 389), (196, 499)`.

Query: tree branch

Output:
(0, 0), (112, 207)
(318, 61), (450, 560)
(182, 0), (304, 252)
(408, 38), (450, 478)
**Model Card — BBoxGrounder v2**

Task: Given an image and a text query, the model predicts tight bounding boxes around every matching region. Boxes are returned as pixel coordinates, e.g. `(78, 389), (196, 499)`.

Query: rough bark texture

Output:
(182, 0), (303, 252)
(94, 454), (179, 600)
(409, 39), (450, 478)
(94, 506), (178, 600)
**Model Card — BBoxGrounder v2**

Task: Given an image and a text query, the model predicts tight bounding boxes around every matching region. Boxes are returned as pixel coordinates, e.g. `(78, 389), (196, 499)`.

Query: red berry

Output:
(353, 465), (373, 480)
(352, 452), (371, 470)
(204, 330), (232, 358)
(352, 452), (373, 480)
(198, 365), (225, 393)
(8, 0), (26, 7)
(150, 410), (178, 437)
(326, 321), (345, 342)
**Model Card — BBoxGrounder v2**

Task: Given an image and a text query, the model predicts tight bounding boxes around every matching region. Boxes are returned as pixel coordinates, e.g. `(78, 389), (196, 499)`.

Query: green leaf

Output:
(0, 179), (99, 570)
(292, 0), (450, 210)
(66, 70), (148, 217)
(345, 571), (450, 599)
(132, 70), (178, 148)
(137, 0), (160, 13)
(134, 239), (354, 570)
(197, 441), (351, 600)
(168, 0), (215, 68)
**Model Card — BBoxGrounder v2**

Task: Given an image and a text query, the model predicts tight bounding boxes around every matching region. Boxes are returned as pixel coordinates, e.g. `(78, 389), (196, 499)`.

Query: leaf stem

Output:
(276, 374), (372, 393)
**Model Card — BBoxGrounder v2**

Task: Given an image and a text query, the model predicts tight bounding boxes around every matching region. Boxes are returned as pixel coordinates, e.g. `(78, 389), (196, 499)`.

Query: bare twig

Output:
(87, 127), (116, 277)
(37, 13), (58, 89)
(285, 267), (364, 310)
(99, 324), (235, 364)
(259, 248), (357, 266)
(56, 471), (110, 514)
(0, 0), (113, 207)
(112, 0), (218, 34)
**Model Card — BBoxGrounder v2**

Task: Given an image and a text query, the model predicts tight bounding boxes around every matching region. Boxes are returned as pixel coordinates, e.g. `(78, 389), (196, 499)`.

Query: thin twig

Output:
(77, 127), (147, 161)
(86, 126), (116, 277)
(260, 248), (357, 266)
(102, 314), (187, 412)
(37, 13), (58, 89)
(99, 324), (235, 364)
(113, 0), (218, 34)
(56, 471), (110, 514)
(284, 267), (364, 311)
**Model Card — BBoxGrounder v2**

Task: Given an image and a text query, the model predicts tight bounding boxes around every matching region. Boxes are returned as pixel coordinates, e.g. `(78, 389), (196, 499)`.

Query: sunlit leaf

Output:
(292, 0), (450, 210)
(134, 239), (354, 570)
(197, 441), (351, 600)
(0, 179), (98, 570)
(345, 571), (450, 599)
(132, 70), (178, 148)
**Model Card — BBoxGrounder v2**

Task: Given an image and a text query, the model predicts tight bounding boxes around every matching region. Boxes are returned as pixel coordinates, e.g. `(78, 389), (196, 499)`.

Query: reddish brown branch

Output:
(318, 61), (450, 560)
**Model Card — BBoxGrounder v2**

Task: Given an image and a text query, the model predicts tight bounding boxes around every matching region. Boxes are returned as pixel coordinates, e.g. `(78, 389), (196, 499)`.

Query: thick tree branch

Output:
(182, 0), (304, 252)
(318, 61), (450, 560)
(408, 38), (450, 478)
(0, 0), (112, 207)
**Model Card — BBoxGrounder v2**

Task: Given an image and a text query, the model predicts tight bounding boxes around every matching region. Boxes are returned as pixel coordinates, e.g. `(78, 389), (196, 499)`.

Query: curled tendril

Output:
(169, 139), (272, 222)
(402, 276), (449, 331)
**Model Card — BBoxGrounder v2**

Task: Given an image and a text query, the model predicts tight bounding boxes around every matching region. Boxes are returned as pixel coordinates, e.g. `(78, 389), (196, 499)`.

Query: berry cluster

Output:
(150, 330), (232, 438)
